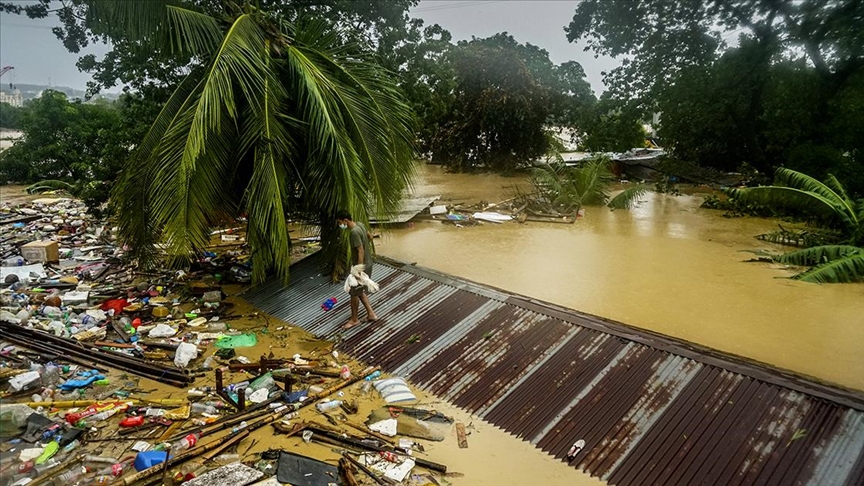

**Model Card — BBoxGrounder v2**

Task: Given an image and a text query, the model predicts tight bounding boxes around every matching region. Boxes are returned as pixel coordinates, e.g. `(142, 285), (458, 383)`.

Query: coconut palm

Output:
(530, 156), (649, 213)
(93, 1), (415, 283)
(728, 168), (864, 283)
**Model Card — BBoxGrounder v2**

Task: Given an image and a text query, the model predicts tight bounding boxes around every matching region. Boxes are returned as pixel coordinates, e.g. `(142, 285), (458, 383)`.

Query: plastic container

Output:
(213, 453), (240, 465)
(190, 403), (217, 415)
(206, 322), (226, 332)
(53, 466), (90, 484)
(249, 373), (274, 392)
(316, 400), (343, 413)
(83, 455), (117, 465)
(3, 257), (25, 266)
(340, 365), (352, 380)
(134, 451), (168, 471)
(170, 433), (200, 452)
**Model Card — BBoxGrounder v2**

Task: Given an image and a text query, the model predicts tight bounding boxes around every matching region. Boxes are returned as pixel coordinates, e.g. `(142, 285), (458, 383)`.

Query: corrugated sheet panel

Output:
(244, 256), (864, 486)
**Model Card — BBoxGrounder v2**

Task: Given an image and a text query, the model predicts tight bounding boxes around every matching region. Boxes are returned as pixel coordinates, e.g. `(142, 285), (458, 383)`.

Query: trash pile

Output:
(419, 200), (582, 228)
(1, 195), (455, 485)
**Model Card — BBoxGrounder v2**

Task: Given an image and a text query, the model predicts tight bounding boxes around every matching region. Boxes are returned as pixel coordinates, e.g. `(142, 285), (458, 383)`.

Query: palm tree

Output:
(728, 168), (864, 283)
(93, 1), (415, 283)
(530, 156), (648, 213)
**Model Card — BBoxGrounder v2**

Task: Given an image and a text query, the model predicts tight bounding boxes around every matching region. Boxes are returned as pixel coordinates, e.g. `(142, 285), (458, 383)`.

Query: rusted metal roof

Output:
(244, 256), (864, 486)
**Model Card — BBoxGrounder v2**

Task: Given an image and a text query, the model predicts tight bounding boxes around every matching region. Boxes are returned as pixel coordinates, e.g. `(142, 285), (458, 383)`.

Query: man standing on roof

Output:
(336, 210), (378, 329)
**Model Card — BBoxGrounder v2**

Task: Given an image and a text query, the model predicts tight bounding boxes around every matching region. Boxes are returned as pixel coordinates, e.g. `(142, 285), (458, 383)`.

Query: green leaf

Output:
(793, 251), (864, 283)
(608, 184), (650, 210)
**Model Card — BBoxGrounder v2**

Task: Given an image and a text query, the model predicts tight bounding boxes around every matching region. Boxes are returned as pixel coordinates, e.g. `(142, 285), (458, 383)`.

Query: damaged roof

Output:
(244, 256), (864, 486)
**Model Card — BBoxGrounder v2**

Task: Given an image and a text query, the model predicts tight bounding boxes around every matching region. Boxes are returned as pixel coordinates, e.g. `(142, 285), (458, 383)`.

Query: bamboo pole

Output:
(341, 453), (395, 486)
(20, 398), (187, 409)
(111, 430), (250, 486)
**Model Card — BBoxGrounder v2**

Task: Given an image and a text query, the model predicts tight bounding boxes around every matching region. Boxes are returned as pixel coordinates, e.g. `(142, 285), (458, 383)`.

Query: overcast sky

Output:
(0, 0), (618, 95)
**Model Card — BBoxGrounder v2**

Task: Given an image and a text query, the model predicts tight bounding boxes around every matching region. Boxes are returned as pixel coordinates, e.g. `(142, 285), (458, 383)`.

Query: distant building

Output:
(0, 89), (23, 107)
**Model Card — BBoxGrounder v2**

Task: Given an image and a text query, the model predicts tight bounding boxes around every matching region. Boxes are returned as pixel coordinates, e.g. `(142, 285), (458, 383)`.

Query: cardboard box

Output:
(20, 240), (59, 263)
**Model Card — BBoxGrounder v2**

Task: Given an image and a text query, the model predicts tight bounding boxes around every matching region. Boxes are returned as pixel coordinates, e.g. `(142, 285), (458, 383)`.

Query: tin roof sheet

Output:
(244, 256), (864, 486)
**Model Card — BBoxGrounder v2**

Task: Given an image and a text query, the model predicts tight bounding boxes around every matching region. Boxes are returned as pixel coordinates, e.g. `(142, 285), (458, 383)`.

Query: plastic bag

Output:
(149, 323), (177, 338)
(215, 333), (257, 349)
(174, 342), (199, 368)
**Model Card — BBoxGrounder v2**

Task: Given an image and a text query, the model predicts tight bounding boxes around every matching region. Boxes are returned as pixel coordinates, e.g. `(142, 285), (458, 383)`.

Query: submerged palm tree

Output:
(530, 156), (648, 213)
(95, 1), (414, 283)
(728, 168), (864, 283)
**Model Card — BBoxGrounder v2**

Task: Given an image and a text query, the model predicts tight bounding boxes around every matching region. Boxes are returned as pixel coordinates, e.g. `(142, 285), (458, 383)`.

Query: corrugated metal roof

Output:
(244, 256), (864, 486)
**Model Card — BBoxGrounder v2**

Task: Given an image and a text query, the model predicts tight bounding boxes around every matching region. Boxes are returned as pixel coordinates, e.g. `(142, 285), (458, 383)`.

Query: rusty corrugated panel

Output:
(243, 256), (864, 486)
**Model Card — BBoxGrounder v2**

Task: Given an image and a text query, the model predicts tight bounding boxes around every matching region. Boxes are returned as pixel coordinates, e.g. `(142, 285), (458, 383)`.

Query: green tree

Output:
(46, 1), (415, 284)
(728, 168), (864, 283)
(566, 0), (864, 192)
(376, 19), (456, 155)
(0, 102), (23, 129)
(529, 156), (648, 214)
(0, 90), (129, 184)
(431, 33), (593, 172)
(579, 99), (646, 152)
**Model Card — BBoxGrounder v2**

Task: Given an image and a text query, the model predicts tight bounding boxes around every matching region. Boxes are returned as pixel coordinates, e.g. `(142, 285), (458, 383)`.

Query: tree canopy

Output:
(430, 33), (594, 172)
(0, 90), (131, 184)
(566, 0), (864, 195)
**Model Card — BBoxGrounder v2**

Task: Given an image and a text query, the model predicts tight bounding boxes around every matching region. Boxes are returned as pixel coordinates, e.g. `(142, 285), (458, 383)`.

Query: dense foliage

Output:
(567, 0), (864, 195)
(0, 91), (129, 183)
(431, 33), (595, 172)
(729, 168), (864, 283)
(0, 102), (23, 129)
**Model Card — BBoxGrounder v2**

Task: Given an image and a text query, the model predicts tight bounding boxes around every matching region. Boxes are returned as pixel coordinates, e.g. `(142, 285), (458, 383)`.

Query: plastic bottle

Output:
(201, 356), (218, 370)
(190, 403), (217, 415)
(52, 466), (90, 484)
(170, 433), (200, 452)
(93, 457), (133, 482)
(249, 373), (274, 392)
(230, 421), (248, 434)
(42, 364), (61, 385)
(82, 407), (121, 425)
(316, 400), (343, 412)
(83, 455), (117, 466)
(340, 365), (352, 380)
(206, 322), (226, 332)
(3, 256), (25, 266)
(213, 453), (240, 465)
(379, 451), (398, 463)
(364, 370), (382, 381)
(16, 459), (34, 474)
(32, 458), (59, 475)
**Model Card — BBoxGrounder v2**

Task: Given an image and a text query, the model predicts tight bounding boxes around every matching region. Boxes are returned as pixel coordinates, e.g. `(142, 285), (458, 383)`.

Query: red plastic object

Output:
(131, 318), (142, 329)
(120, 415), (145, 427)
(100, 298), (129, 316)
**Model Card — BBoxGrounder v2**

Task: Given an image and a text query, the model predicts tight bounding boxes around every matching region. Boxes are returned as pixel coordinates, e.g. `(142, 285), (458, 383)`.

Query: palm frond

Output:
(111, 70), (204, 265)
(281, 30), (415, 223)
(144, 14), (268, 260)
(775, 245), (862, 266)
(26, 180), (73, 194)
(608, 184), (650, 210)
(772, 168), (857, 225)
(83, 0), (221, 56)
(240, 43), (298, 284)
(793, 251), (864, 283)
(727, 186), (855, 229)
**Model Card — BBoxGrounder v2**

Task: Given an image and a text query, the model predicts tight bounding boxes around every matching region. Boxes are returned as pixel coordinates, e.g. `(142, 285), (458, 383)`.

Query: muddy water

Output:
(378, 164), (864, 391)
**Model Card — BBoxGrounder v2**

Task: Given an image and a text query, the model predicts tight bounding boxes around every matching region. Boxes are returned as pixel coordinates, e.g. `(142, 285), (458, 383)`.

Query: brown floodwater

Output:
(377, 164), (864, 391)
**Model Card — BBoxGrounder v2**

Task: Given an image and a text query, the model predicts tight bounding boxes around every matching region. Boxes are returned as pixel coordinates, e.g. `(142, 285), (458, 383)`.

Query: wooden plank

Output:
(455, 422), (468, 449)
